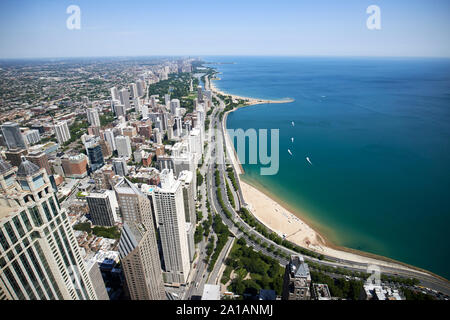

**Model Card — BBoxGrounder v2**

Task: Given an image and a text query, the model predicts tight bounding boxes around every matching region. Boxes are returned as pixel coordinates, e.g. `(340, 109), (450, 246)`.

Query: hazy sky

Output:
(1, 0), (449, 58)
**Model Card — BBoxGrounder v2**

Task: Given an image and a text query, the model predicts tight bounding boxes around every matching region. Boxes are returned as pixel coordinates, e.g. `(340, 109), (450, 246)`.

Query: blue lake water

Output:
(208, 56), (450, 279)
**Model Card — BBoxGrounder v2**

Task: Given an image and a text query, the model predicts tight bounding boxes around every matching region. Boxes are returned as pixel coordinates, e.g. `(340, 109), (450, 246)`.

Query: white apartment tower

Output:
(54, 121), (71, 145)
(153, 169), (191, 284)
(115, 135), (132, 158)
(87, 108), (101, 127)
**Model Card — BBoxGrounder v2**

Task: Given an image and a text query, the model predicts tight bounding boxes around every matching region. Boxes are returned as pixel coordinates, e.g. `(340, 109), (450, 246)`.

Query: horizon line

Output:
(1, 54), (450, 61)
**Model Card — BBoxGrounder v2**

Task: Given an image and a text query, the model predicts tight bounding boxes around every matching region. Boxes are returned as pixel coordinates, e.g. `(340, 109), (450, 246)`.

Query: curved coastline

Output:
(212, 76), (449, 282)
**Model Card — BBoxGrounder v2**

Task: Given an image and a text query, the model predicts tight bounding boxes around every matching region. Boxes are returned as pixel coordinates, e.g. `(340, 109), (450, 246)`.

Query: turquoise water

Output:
(209, 56), (450, 279)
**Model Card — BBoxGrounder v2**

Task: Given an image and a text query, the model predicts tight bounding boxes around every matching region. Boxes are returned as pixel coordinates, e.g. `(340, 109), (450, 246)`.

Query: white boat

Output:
(291, 137), (294, 143)
(288, 149), (293, 156)
(306, 157), (312, 165)
(291, 121), (295, 127)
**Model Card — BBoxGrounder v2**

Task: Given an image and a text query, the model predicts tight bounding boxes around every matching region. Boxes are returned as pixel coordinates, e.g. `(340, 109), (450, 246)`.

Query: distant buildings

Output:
(0, 158), (98, 300)
(1, 122), (26, 150)
(54, 121), (71, 145)
(282, 255), (311, 300)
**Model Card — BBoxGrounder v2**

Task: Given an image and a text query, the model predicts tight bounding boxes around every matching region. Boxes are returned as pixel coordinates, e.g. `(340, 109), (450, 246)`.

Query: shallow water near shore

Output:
(209, 56), (450, 279)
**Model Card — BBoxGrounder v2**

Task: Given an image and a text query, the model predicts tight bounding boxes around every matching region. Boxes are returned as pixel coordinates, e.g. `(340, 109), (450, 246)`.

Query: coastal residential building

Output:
(115, 179), (165, 300)
(282, 255), (311, 300)
(1, 122), (27, 150)
(153, 169), (191, 285)
(86, 191), (119, 227)
(54, 121), (71, 145)
(0, 158), (98, 300)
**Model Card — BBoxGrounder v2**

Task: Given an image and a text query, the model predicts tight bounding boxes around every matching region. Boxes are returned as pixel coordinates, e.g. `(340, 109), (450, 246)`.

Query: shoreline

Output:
(210, 78), (294, 105)
(211, 76), (448, 281)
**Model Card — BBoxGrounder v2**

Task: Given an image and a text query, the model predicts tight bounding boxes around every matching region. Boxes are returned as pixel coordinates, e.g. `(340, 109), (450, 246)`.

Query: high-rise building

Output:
(26, 151), (51, 176)
(87, 108), (101, 127)
(103, 129), (116, 152)
(5, 149), (28, 167)
(114, 104), (126, 118)
(61, 154), (88, 179)
(110, 87), (119, 101)
(0, 158), (98, 300)
(178, 171), (196, 224)
(129, 83), (138, 99)
(87, 144), (105, 172)
(84, 258), (109, 300)
(197, 86), (203, 102)
(136, 80), (145, 97)
(282, 255), (311, 300)
(115, 136), (132, 158)
(54, 121), (71, 145)
(23, 130), (41, 146)
(153, 169), (190, 284)
(115, 179), (165, 300)
(119, 88), (131, 110)
(112, 158), (128, 177)
(1, 122), (27, 150)
(170, 99), (180, 115)
(86, 191), (118, 227)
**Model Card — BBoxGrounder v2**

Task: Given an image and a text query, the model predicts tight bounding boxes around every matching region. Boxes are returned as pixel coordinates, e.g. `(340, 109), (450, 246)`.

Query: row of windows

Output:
(0, 196), (61, 252)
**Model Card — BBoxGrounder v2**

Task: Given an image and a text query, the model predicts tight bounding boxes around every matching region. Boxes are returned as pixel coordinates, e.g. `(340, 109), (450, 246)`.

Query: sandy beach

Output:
(210, 78), (294, 105)
(214, 77), (432, 275)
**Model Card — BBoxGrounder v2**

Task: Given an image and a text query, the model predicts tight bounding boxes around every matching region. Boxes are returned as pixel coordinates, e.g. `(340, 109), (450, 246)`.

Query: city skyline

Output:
(0, 0), (450, 59)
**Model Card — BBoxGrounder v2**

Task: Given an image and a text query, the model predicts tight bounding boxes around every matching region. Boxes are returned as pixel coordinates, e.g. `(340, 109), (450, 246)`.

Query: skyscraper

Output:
(87, 144), (105, 172)
(119, 88), (131, 110)
(112, 158), (128, 177)
(115, 135), (132, 158)
(153, 169), (191, 284)
(170, 99), (180, 115)
(115, 179), (165, 300)
(103, 129), (116, 151)
(86, 191), (118, 227)
(23, 130), (41, 146)
(87, 108), (101, 127)
(54, 121), (71, 145)
(129, 83), (138, 99)
(110, 87), (119, 101)
(1, 122), (27, 150)
(0, 158), (98, 300)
